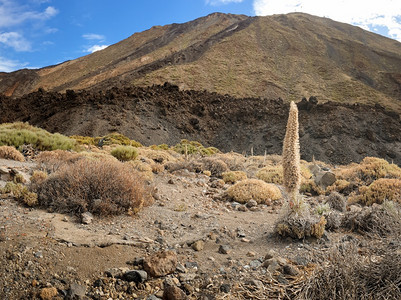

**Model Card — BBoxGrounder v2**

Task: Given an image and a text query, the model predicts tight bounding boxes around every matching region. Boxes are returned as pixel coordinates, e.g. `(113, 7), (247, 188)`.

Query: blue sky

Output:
(0, 0), (400, 72)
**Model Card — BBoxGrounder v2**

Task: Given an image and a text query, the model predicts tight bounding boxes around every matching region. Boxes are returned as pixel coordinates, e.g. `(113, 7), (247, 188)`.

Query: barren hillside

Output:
(0, 13), (400, 112)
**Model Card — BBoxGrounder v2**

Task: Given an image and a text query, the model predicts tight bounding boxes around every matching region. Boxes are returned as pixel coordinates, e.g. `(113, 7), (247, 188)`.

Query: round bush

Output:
(111, 146), (138, 161)
(226, 179), (282, 204)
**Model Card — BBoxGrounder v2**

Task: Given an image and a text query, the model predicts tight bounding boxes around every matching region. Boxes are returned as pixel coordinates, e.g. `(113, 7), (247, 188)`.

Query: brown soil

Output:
(1, 84), (400, 166)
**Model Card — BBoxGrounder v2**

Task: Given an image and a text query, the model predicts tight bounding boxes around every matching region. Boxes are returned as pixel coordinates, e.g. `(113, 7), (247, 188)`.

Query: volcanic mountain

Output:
(0, 12), (400, 113)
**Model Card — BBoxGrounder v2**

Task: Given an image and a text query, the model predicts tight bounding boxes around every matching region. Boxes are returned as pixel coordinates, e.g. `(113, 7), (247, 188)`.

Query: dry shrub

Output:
(222, 171), (247, 184)
(300, 179), (325, 195)
(298, 243), (401, 300)
(349, 178), (401, 206)
(335, 157), (401, 185)
(13, 174), (26, 184)
(343, 204), (401, 237)
(214, 152), (247, 171)
(324, 211), (343, 230)
(326, 179), (352, 194)
(256, 165), (283, 183)
(2, 182), (38, 207)
(0, 145), (25, 161)
(257, 164), (312, 184)
(187, 157), (229, 177)
(34, 158), (152, 216)
(125, 160), (154, 181)
(30, 170), (48, 185)
(164, 160), (189, 173)
(275, 206), (326, 239)
(325, 191), (346, 212)
(137, 148), (177, 164)
(36, 150), (82, 172)
(110, 145), (138, 161)
(226, 179), (281, 204)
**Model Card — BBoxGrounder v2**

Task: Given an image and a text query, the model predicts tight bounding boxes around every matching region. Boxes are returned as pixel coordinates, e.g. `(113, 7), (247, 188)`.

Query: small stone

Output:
(34, 251), (43, 258)
(81, 212), (93, 224)
(246, 199), (258, 208)
(249, 259), (262, 269)
(163, 285), (187, 300)
(39, 287), (58, 300)
(124, 270), (148, 283)
(184, 261), (198, 269)
(68, 283), (86, 299)
(176, 263), (187, 273)
(191, 240), (204, 251)
(143, 250), (177, 277)
(179, 273), (196, 283)
(220, 283), (231, 293)
(245, 279), (263, 290)
(237, 205), (247, 212)
(241, 238), (250, 243)
(147, 295), (161, 300)
(264, 250), (277, 260)
(168, 179), (175, 184)
(32, 279), (39, 287)
(218, 245), (231, 254)
(247, 251), (256, 257)
(283, 264), (300, 276)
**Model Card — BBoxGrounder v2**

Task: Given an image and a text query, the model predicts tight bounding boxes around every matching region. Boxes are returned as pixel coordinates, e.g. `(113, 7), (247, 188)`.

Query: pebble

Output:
(246, 199), (258, 208)
(123, 270), (148, 283)
(34, 251), (43, 258)
(191, 240), (204, 251)
(218, 245), (231, 254)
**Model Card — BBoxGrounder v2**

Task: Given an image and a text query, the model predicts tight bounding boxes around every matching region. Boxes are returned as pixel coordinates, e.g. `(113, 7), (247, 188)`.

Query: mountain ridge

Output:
(0, 12), (400, 113)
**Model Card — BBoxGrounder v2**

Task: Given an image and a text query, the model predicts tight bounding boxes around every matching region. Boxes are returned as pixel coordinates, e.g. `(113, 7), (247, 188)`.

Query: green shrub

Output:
(0, 145), (25, 161)
(0, 122), (76, 151)
(173, 139), (220, 156)
(34, 158), (152, 216)
(111, 146), (138, 161)
(70, 135), (96, 145)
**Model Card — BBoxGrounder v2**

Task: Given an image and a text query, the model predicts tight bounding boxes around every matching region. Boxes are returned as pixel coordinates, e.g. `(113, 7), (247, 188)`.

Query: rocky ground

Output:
(1, 156), (398, 300)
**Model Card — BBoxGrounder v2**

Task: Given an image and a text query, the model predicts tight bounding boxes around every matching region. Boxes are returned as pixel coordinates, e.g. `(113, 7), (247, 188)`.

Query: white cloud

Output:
(206, 0), (244, 6)
(0, 56), (27, 72)
(253, 0), (401, 42)
(0, 31), (31, 51)
(82, 33), (105, 41)
(0, 1), (58, 28)
(85, 44), (109, 53)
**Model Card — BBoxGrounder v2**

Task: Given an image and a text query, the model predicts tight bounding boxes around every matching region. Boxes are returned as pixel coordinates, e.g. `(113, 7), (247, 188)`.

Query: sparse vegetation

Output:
(1, 182), (38, 207)
(226, 179), (281, 204)
(173, 139), (220, 156)
(0, 146), (25, 161)
(34, 158), (152, 216)
(0, 122), (76, 151)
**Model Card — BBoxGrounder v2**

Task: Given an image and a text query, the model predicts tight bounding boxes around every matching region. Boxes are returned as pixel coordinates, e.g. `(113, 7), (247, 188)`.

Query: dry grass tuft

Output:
(222, 171), (247, 184)
(125, 160), (154, 181)
(325, 191), (346, 212)
(298, 243), (401, 299)
(34, 158), (152, 216)
(343, 203), (401, 237)
(226, 179), (281, 204)
(275, 207), (326, 239)
(0, 145), (25, 161)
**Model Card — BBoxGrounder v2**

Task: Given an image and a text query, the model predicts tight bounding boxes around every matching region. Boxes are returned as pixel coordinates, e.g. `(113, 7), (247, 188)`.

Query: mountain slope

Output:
(0, 13), (400, 112)
(1, 84), (400, 165)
